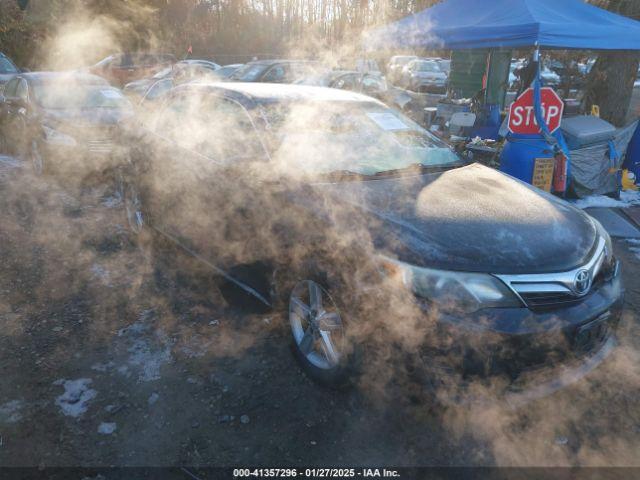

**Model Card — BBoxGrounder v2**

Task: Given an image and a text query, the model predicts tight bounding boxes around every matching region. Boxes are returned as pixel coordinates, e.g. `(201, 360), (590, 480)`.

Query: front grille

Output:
(86, 138), (114, 154)
(496, 237), (612, 313)
(519, 291), (583, 311)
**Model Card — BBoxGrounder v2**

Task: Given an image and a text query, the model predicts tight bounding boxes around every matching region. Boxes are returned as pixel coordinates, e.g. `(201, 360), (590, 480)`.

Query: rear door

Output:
(177, 93), (270, 267)
(3, 78), (30, 155)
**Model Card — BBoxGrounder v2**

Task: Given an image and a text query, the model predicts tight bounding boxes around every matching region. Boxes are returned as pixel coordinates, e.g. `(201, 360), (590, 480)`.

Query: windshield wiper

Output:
(320, 170), (368, 181)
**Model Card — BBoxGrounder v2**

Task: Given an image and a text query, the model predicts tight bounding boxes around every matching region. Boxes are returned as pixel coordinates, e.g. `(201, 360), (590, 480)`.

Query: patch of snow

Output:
(573, 191), (640, 210)
(91, 361), (115, 372)
(54, 379), (97, 418)
(97, 422), (117, 435)
(148, 392), (159, 405)
(0, 400), (23, 423)
(127, 337), (171, 382)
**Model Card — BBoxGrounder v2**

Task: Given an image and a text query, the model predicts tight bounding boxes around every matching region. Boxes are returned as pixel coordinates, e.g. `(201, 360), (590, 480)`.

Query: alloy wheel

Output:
(289, 279), (345, 370)
(124, 183), (144, 234)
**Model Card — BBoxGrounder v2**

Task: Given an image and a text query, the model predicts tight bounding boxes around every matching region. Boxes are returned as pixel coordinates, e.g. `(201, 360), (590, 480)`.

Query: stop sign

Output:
(508, 87), (564, 135)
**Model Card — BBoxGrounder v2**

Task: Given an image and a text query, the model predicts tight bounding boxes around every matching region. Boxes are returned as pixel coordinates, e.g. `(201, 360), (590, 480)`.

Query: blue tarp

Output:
(364, 0), (640, 51)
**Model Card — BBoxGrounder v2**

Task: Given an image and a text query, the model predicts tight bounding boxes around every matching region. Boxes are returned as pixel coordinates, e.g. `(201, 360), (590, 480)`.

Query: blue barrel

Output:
(499, 134), (556, 183)
(624, 121), (640, 183)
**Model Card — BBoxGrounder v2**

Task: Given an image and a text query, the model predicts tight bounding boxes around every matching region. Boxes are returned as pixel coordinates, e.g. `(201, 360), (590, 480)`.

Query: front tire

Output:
(123, 180), (145, 235)
(288, 277), (353, 387)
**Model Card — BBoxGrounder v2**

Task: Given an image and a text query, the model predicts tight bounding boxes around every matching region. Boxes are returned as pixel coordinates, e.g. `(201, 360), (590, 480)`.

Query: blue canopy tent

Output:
(364, 0), (640, 195)
(364, 0), (640, 51)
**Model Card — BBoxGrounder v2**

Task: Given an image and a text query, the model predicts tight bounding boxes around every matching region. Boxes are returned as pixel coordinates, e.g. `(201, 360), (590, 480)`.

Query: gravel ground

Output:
(0, 157), (639, 468)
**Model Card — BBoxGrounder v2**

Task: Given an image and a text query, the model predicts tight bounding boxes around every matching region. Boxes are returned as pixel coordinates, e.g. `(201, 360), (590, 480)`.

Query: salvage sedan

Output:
(119, 82), (622, 401)
(0, 72), (134, 177)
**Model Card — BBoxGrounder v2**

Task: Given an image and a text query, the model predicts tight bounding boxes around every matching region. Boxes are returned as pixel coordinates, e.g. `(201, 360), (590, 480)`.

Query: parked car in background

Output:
(400, 59), (448, 93)
(135, 78), (174, 110)
(0, 52), (20, 94)
(172, 59), (221, 84)
(387, 55), (418, 85)
(123, 66), (174, 102)
(296, 70), (412, 112)
(124, 59), (223, 104)
(90, 53), (176, 87)
(540, 65), (561, 87)
(229, 59), (322, 83)
(118, 82), (622, 399)
(387, 55), (418, 84)
(437, 58), (451, 75)
(0, 72), (133, 177)
(214, 63), (244, 79)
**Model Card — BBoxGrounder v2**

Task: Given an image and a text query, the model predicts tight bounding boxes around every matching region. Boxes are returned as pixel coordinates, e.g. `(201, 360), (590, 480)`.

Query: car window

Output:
(154, 92), (263, 163)
(333, 74), (359, 91)
(262, 65), (288, 83)
(362, 75), (385, 93)
(4, 78), (19, 98)
(193, 96), (264, 163)
(0, 57), (18, 74)
(231, 64), (267, 81)
(145, 79), (173, 101)
(261, 101), (461, 177)
(154, 92), (191, 140)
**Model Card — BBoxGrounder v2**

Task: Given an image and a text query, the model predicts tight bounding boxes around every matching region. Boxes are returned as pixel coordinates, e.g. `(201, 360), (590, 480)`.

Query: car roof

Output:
(246, 59), (319, 66)
(18, 72), (110, 85)
(182, 82), (382, 105)
(178, 59), (219, 67)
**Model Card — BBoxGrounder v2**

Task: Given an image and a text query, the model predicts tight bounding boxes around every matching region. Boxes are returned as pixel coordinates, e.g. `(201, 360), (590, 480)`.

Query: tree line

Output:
(1, 0), (639, 125)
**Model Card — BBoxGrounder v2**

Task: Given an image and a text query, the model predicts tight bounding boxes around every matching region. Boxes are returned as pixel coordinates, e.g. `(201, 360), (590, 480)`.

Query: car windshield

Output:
(0, 57), (18, 74)
(414, 61), (440, 72)
(259, 101), (461, 177)
(217, 65), (241, 78)
(33, 82), (132, 110)
(231, 64), (268, 81)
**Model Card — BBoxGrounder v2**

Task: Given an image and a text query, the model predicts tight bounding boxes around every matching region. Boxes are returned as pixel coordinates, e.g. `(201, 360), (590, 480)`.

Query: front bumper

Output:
(39, 138), (128, 175)
(412, 263), (624, 403)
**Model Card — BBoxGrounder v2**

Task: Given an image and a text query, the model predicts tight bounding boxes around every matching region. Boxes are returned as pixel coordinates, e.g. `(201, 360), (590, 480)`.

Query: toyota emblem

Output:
(574, 269), (591, 295)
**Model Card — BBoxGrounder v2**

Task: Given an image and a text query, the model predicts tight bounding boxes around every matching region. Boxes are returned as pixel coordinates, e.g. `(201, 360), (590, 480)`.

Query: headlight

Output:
(592, 218), (613, 264)
(43, 125), (77, 146)
(380, 257), (522, 314)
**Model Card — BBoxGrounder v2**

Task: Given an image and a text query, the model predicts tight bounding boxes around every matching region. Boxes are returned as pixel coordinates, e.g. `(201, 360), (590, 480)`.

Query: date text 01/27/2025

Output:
(232, 468), (401, 478)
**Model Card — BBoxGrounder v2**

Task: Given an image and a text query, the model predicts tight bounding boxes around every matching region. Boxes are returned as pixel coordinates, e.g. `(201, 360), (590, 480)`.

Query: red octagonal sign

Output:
(508, 87), (564, 135)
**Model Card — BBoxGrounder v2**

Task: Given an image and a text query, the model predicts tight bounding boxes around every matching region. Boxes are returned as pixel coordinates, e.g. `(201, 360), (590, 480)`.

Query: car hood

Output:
(306, 163), (596, 274)
(43, 107), (134, 127)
